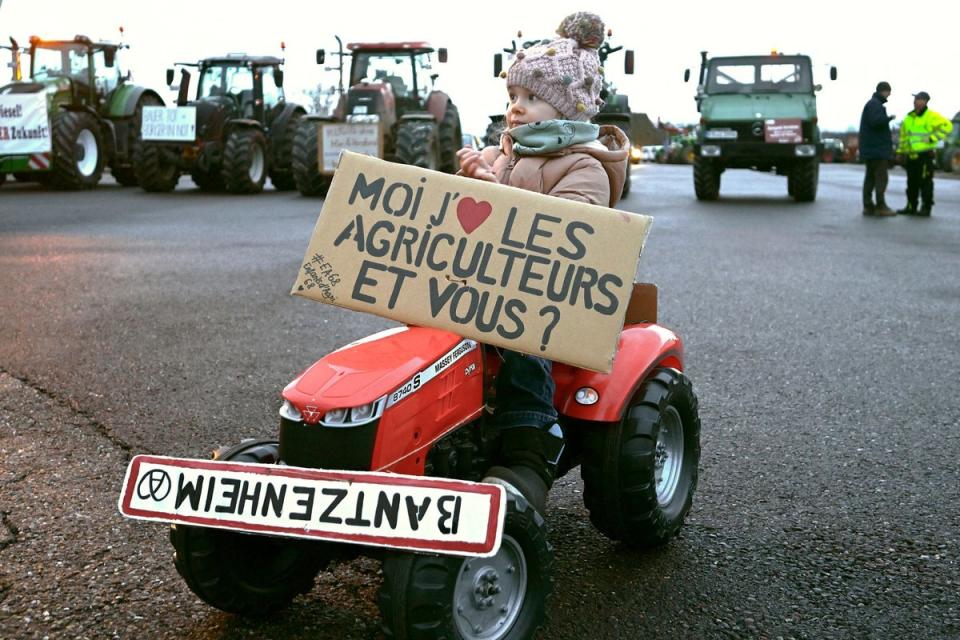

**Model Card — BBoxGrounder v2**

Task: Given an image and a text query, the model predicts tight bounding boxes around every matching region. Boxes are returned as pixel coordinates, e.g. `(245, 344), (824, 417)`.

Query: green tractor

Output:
(293, 39), (462, 196)
(488, 32), (635, 196)
(133, 54), (306, 194)
(685, 52), (836, 202)
(0, 34), (164, 189)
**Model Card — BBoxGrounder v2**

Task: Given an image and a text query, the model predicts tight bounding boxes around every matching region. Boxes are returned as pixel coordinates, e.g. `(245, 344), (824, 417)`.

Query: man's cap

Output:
(876, 81), (891, 92)
(913, 91), (930, 101)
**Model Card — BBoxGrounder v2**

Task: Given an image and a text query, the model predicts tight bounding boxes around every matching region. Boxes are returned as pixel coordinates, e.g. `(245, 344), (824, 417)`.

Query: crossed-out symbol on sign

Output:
(137, 469), (172, 502)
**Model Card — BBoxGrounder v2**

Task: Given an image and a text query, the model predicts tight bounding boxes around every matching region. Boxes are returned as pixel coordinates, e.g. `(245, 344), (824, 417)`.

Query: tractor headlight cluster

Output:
(346, 114), (380, 124)
(320, 397), (386, 427)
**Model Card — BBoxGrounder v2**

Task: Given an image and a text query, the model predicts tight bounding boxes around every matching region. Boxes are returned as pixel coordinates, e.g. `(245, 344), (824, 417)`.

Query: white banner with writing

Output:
(141, 106), (197, 141)
(0, 93), (51, 153)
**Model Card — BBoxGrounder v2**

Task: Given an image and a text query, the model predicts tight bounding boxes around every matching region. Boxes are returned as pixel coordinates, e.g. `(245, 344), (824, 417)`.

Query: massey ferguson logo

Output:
(302, 405), (322, 422)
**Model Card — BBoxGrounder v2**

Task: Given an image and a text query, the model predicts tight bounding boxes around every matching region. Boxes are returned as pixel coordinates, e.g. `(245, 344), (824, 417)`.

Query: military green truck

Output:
(685, 52), (836, 202)
(0, 35), (164, 189)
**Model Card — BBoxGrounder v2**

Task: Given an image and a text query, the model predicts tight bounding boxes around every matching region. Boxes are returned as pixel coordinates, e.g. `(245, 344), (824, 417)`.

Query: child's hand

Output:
(457, 147), (497, 182)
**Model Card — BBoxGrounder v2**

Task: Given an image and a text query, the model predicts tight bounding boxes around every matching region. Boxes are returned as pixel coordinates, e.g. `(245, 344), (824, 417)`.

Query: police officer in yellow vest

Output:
(896, 91), (953, 216)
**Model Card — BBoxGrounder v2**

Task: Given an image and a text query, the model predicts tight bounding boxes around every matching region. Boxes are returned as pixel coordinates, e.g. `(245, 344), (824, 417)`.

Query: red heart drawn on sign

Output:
(456, 197), (493, 234)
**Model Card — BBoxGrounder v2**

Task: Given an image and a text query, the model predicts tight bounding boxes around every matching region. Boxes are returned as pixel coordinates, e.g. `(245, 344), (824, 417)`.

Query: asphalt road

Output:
(1, 164), (958, 640)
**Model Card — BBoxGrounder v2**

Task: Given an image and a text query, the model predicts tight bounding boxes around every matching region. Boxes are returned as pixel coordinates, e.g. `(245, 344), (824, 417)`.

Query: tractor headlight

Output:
(795, 145), (817, 157)
(279, 399), (303, 422)
(346, 114), (380, 124)
(320, 397), (386, 427)
(700, 145), (721, 157)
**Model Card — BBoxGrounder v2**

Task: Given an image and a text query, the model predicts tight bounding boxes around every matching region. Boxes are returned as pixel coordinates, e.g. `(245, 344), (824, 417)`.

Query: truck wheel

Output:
(222, 128), (268, 194)
(438, 100), (462, 173)
(49, 111), (104, 190)
(269, 111), (304, 190)
(133, 143), (179, 192)
(292, 119), (331, 197)
(396, 120), (439, 171)
(378, 492), (553, 640)
(191, 167), (224, 191)
(693, 156), (720, 200)
(581, 368), (701, 548)
(169, 439), (334, 615)
(790, 158), (818, 202)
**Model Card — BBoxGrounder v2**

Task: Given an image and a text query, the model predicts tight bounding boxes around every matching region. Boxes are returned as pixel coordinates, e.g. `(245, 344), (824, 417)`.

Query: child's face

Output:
(506, 85), (561, 128)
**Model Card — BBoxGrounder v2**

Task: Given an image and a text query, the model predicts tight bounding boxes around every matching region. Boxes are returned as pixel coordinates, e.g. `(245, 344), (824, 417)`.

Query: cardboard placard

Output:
(118, 455), (505, 557)
(292, 152), (651, 372)
(319, 123), (383, 174)
(141, 106), (197, 141)
(0, 93), (51, 153)
(764, 118), (803, 144)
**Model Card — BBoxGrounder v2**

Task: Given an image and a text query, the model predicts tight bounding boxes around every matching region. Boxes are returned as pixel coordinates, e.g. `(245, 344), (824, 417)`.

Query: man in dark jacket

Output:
(858, 81), (896, 216)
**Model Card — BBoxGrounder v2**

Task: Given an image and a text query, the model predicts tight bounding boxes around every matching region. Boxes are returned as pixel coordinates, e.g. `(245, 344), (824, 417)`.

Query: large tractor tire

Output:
(437, 100), (462, 174)
(269, 111), (305, 190)
(222, 127), (268, 194)
(379, 491), (553, 640)
(133, 143), (179, 192)
(395, 120), (439, 171)
(581, 368), (700, 548)
(292, 119), (330, 197)
(113, 94), (163, 187)
(49, 111), (105, 190)
(790, 158), (818, 202)
(169, 439), (335, 615)
(693, 156), (720, 201)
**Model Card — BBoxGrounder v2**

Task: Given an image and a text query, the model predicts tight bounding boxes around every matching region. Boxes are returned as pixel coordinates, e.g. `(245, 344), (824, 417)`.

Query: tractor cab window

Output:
(352, 52), (415, 98)
(32, 44), (88, 83)
(260, 65), (282, 110)
(414, 52), (434, 98)
(92, 48), (121, 96)
(200, 64), (255, 105)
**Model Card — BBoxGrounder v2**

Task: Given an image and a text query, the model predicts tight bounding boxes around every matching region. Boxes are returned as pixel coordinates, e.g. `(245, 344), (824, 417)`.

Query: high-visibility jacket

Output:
(897, 108), (954, 155)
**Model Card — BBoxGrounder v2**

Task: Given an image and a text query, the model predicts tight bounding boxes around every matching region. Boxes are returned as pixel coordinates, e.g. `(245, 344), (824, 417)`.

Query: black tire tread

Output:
(292, 119), (330, 196)
(791, 158), (818, 202)
(269, 110), (304, 190)
(49, 111), (104, 190)
(133, 142), (179, 192)
(581, 368), (701, 548)
(693, 156), (720, 201)
(437, 100), (462, 174)
(395, 121), (438, 171)
(221, 128), (268, 194)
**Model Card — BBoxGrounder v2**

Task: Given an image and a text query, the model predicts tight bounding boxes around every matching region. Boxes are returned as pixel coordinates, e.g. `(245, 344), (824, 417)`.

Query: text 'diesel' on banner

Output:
(291, 152), (652, 372)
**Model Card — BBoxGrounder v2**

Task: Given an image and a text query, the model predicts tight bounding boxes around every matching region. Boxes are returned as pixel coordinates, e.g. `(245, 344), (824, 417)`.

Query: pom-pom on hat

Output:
(506, 12), (605, 121)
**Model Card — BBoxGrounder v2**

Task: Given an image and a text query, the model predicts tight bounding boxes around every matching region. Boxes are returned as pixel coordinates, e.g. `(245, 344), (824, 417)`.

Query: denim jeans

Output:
(494, 350), (558, 430)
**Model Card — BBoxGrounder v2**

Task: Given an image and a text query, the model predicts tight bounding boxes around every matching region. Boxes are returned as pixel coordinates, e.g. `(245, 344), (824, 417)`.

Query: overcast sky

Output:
(3, 0), (958, 136)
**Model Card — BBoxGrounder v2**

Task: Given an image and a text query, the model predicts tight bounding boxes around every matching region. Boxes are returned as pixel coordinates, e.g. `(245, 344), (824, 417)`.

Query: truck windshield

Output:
(706, 57), (812, 94)
(350, 52), (430, 98)
(198, 64), (254, 99)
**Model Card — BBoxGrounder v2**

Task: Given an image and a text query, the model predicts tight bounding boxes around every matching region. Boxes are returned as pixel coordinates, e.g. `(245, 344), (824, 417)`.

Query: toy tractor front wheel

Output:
(169, 439), (334, 615)
(222, 128), (268, 194)
(379, 492), (553, 640)
(581, 367), (700, 548)
(49, 111), (105, 190)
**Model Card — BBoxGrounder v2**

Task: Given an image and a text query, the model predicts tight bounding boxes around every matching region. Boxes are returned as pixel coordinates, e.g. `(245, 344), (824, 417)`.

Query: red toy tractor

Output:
(163, 293), (701, 639)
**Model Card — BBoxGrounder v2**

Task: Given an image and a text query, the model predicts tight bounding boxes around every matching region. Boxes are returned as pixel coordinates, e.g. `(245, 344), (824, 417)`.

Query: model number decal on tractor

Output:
(119, 455), (505, 557)
(386, 339), (477, 408)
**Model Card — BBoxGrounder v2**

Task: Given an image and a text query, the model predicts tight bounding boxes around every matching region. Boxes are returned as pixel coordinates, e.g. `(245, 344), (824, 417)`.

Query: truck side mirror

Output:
(624, 50), (634, 75)
(493, 53), (503, 78)
(166, 68), (174, 85)
(177, 69), (191, 106)
(275, 68), (284, 87)
(438, 48), (448, 63)
(316, 49), (325, 65)
(684, 69), (691, 83)
(830, 66), (837, 81)
(104, 48), (116, 68)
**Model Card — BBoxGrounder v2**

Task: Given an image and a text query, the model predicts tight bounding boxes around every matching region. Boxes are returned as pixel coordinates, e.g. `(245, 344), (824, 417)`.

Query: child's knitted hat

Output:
(504, 12), (605, 121)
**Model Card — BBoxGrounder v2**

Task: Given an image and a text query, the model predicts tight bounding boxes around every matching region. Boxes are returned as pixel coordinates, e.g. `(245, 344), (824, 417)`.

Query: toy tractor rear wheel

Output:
(693, 156), (720, 201)
(581, 368), (700, 548)
(378, 491), (553, 640)
(292, 119), (331, 197)
(437, 100), (462, 173)
(269, 111), (304, 190)
(222, 127), (268, 194)
(169, 439), (334, 615)
(790, 158), (818, 202)
(133, 143), (179, 192)
(395, 120), (439, 171)
(49, 111), (105, 190)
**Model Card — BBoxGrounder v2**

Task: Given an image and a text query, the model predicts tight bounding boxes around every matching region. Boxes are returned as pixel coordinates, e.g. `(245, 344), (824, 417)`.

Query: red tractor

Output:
(162, 297), (701, 639)
(293, 39), (462, 196)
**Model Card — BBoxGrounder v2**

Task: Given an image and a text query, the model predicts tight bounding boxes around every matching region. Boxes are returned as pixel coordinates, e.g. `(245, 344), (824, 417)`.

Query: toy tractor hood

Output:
(701, 93), (817, 122)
